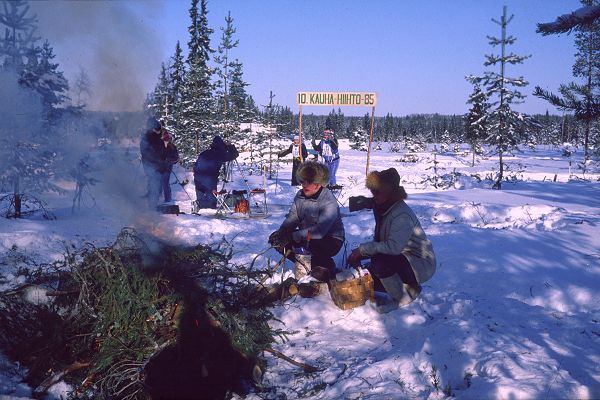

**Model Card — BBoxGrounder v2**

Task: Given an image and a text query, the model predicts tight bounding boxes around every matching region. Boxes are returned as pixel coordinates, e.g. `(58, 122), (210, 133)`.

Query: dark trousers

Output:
(290, 159), (302, 186)
(307, 237), (343, 272)
(143, 163), (161, 207)
(161, 170), (172, 202)
(195, 189), (217, 209)
(367, 253), (419, 288)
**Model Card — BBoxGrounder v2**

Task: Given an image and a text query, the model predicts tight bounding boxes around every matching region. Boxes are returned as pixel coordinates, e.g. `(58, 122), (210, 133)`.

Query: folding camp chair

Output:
(215, 189), (249, 216)
(248, 188), (268, 217)
(214, 189), (232, 215)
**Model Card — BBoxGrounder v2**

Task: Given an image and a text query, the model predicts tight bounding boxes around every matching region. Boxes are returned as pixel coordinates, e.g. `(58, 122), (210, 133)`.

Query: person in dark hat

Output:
(347, 167), (436, 313)
(193, 135), (239, 209)
(140, 116), (166, 207)
(277, 133), (308, 186)
(268, 161), (345, 281)
(160, 129), (179, 203)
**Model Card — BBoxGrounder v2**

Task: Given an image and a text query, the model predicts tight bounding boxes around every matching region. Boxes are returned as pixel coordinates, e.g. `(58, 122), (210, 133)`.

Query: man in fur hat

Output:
(347, 167), (436, 313)
(268, 161), (345, 281)
(277, 133), (308, 186)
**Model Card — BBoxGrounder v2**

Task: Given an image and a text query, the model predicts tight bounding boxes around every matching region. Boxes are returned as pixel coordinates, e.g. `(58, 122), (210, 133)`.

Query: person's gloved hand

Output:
(348, 196), (374, 212)
(347, 248), (363, 267)
(268, 229), (293, 247)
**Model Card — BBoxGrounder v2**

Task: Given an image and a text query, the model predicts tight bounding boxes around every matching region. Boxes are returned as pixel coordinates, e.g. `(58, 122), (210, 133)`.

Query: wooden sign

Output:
(297, 92), (377, 107)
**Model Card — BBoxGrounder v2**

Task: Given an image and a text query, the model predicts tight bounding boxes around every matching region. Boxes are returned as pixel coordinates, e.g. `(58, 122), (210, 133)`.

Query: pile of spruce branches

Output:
(0, 227), (288, 399)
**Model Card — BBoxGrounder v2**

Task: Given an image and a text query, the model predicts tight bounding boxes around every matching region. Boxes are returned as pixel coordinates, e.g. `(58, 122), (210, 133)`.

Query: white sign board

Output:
(297, 92), (377, 107)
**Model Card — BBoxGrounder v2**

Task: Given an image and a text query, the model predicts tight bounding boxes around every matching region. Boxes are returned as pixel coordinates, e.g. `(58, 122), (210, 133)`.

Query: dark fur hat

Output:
(366, 168), (407, 199)
(296, 161), (329, 186)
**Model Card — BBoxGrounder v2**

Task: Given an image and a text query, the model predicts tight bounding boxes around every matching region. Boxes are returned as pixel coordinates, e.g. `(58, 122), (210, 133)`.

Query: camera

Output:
(348, 196), (374, 212)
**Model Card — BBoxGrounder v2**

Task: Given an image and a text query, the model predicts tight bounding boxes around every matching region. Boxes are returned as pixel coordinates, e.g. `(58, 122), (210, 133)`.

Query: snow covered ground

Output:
(1, 140), (599, 399)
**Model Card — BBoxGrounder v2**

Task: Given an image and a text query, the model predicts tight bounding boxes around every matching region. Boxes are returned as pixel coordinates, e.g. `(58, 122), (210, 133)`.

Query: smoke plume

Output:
(30, 0), (168, 112)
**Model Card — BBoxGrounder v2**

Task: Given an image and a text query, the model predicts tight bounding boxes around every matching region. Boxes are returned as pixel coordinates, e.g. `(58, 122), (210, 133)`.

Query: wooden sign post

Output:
(296, 92), (377, 176)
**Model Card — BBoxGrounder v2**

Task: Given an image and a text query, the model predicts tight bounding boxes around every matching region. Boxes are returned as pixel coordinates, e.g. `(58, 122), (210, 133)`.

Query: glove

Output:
(348, 196), (374, 212)
(347, 248), (363, 267)
(268, 229), (293, 247)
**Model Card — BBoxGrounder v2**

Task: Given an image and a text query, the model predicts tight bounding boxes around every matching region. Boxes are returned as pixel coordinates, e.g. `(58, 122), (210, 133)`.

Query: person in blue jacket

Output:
(160, 130), (179, 203)
(311, 129), (340, 187)
(140, 117), (165, 207)
(193, 135), (239, 209)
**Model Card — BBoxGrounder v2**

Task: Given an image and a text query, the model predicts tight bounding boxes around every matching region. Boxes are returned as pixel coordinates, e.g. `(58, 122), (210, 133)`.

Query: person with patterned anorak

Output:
(312, 129), (340, 187)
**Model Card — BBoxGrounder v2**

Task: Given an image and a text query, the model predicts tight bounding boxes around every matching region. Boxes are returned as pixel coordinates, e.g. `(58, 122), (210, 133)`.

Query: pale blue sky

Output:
(32, 0), (583, 116)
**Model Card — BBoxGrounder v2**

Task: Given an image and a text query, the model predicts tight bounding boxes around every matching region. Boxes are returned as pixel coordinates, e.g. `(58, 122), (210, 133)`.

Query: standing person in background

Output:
(140, 117), (165, 208)
(193, 135), (239, 209)
(160, 129), (179, 203)
(277, 133), (308, 186)
(347, 168), (436, 313)
(312, 129), (340, 187)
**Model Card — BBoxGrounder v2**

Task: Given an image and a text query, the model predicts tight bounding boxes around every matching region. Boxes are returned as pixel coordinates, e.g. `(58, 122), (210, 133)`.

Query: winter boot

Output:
(379, 274), (422, 308)
(371, 291), (399, 314)
(310, 265), (330, 283)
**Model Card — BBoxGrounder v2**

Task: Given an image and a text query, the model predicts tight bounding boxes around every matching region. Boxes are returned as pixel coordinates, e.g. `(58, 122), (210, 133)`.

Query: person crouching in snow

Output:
(193, 135), (239, 209)
(268, 161), (345, 282)
(277, 134), (308, 186)
(160, 130), (179, 203)
(311, 129), (340, 187)
(347, 168), (436, 313)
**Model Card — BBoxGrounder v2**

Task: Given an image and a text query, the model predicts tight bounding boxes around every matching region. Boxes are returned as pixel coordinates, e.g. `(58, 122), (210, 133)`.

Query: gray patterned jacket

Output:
(359, 200), (436, 283)
(280, 187), (345, 243)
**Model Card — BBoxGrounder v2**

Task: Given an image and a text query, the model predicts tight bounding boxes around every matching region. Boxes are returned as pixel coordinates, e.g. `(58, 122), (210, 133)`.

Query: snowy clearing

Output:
(1, 141), (599, 399)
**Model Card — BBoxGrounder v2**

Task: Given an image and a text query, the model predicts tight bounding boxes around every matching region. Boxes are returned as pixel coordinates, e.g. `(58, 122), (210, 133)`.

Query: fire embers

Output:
(234, 198), (249, 214)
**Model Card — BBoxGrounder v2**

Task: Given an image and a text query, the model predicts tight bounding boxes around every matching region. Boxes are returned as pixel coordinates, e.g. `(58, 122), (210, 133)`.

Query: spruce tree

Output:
(0, 0), (39, 70)
(179, 0), (214, 164)
(149, 63), (170, 122)
(349, 113), (370, 151)
(0, 1), (71, 218)
(228, 60), (250, 122)
(464, 83), (490, 166)
(166, 41), (186, 148)
(170, 41), (186, 108)
(214, 12), (238, 121)
(23, 40), (70, 122)
(214, 12), (251, 143)
(537, 3), (600, 34)
(534, 0), (600, 161)
(467, 6), (530, 189)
